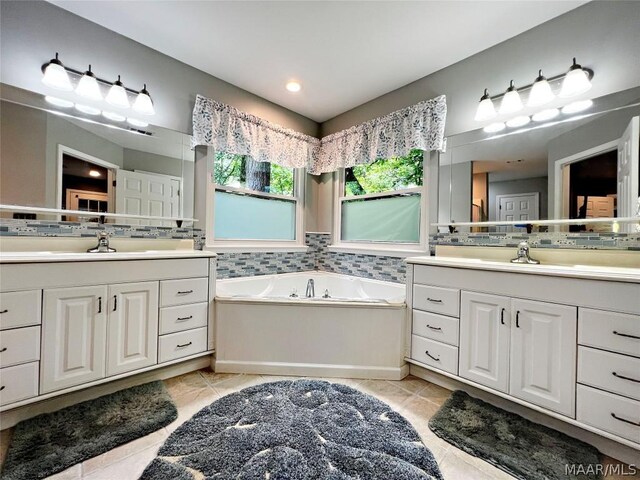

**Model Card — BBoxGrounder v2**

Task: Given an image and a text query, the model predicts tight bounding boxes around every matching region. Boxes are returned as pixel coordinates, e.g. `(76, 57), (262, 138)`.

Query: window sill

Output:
(205, 243), (309, 254)
(327, 244), (429, 258)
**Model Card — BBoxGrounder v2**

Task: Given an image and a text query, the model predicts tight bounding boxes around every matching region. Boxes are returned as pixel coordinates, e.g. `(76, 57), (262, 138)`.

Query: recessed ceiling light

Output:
(506, 115), (531, 128)
(561, 99), (593, 114)
(286, 81), (301, 93)
(532, 108), (560, 122)
(75, 104), (101, 115)
(483, 122), (506, 133)
(45, 96), (74, 108)
(89, 169), (101, 177)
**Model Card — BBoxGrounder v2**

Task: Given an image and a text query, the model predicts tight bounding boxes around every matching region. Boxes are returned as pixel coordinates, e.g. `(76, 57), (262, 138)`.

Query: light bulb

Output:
(75, 65), (102, 101)
(105, 75), (130, 108)
(75, 104), (101, 115)
(559, 58), (592, 97)
(532, 108), (560, 122)
(286, 81), (301, 92)
(527, 70), (555, 107)
(474, 89), (496, 121)
(127, 118), (149, 128)
(45, 96), (74, 108)
(89, 170), (101, 177)
(483, 122), (506, 133)
(41, 53), (73, 91)
(561, 99), (593, 114)
(499, 80), (523, 115)
(132, 84), (155, 115)
(102, 111), (126, 122)
(506, 116), (530, 128)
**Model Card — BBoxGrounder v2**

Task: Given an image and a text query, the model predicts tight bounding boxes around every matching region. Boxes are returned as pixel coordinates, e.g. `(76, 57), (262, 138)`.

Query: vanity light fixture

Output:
(474, 89), (497, 121)
(505, 115), (531, 128)
(132, 84), (155, 115)
(75, 65), (102, 101)
(559, 58), (592, 98)
(89, 169), (101, 178)
(41, 53), (73, 91)
(102, 111), (126, 122)
(45, 96), (74, 108)
(532, 108), (560, 122)
(75, 104), (101, 115)
(286, 81), (302, 93)
(105, 75), (130, 109)
(527, 70), (555, 107)
(561, 99), (593, 114)
(127, 117), (149, 128)
(483, 122), (506, 133)
(499, 81), (523, 115)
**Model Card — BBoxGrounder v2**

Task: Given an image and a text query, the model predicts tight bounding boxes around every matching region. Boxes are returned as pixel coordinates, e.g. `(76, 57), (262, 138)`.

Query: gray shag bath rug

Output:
(429, 390), (602, 480)
(140, 379), (443, 479)
(1, 381), (177, 480)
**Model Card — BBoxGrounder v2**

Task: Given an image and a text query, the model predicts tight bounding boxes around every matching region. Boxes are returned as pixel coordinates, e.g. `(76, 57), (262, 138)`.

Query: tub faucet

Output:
(87, 231), (116, 253)
(306, 279), (315, 298)
(510, 240), (539, 264)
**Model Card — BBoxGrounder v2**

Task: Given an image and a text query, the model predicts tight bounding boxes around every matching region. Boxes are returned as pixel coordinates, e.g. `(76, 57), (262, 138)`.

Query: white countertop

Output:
(406, 256), (640, 283)
(0, 250), (216, 264)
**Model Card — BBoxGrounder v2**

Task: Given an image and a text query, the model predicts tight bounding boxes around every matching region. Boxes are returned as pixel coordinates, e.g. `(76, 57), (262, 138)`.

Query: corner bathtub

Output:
(215, 272), (408, 380)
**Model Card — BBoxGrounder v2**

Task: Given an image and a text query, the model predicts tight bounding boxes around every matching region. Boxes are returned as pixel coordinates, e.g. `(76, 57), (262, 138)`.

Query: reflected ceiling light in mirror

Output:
(559, 58), (592, 98)
(474, 89), (496, 121)
(105, 75), (130, 108)
(499, 81), (523, 115)
(89, 169), (101, 178)
(286, 81), (301, 92)
(483, 122), (506, 133)
(506, 115), (530, 128)
(75, 65), (102, 101)
(41, 53), (73, 91)
(561, 99), (593, 114)
(102, 111), (126, 122)
(132, 84), (155, 115)
(532, 108), (560, 122)
(45, 96), (74, 108)
(527, 70), (555, 107)
(75, 104), (101, 115)
(127, 118), (149, 128)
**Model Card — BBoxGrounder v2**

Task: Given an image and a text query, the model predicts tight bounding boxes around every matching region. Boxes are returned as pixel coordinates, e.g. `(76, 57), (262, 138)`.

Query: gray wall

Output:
(488, 176), (548, 222)
(320, 1), (640, 137)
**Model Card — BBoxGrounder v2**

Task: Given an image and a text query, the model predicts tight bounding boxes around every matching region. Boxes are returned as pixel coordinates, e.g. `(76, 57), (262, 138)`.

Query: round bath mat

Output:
(140, 379), (443, 479)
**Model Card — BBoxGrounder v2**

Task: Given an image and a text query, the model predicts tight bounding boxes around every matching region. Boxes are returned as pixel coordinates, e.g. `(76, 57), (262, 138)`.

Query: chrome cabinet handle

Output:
(0, 309), (8, 314)
(613, 331), (640, 340)
(613, 372), (640, 383)
(177, 341), (192, 348)
(426, 324), (442, 331)
(516, 311), (520, 328)
(98, 297), (102, 313)
(0, 347), (6, 353)
(425, 350), (440, 362)
(611, 413), (640, 427)
(177, 315), (193, 321)
(500, 308), (506, 325)
(113, 295), (118, 312)
(426, 298), (443, 303)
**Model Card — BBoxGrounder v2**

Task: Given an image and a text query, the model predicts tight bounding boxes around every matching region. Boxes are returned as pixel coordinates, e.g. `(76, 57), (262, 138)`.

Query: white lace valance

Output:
(192, 94), (446, 175)
(192, 94), (320, 169)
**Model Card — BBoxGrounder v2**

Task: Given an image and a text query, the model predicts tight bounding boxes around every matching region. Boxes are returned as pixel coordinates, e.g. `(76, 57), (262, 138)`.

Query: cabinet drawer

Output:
(411, 335), (458, 375)
(577, 384), (640, 444)
(413, 285), (460, 317)
(158, 327), (207, 363)
(578, 308), (640, 358)
(0, 290), (41, 330)
(0, 361), (39, 406)
(578, 347), (640, 401)
(160, 278), (208, 307)
(159, 302), (208, 335)
(413, 310), (459, 346)
(0, 326), (40, 368)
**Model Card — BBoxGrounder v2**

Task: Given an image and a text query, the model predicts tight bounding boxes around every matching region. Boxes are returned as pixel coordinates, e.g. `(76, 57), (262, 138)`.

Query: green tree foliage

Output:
(213, 152), (294, 196)
(345, 149), (423, 196)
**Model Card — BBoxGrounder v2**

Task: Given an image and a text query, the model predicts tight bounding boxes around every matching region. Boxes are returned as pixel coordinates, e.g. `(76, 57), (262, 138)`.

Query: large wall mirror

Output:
(438, 86), (640, 233)
(0, 87), (194, 226)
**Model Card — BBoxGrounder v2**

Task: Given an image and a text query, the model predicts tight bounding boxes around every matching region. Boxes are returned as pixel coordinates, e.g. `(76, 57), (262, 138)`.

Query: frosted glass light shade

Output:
(474, 89), (496, 121)
(42, 56), (73, 91)
(132, 85), (155, 115)
(559, 59), (592, 98)
(527, 70), (555, 107)
(106, 76), (130, 108)
(499, 81), (523, 115)
(75, 66), (102, 101)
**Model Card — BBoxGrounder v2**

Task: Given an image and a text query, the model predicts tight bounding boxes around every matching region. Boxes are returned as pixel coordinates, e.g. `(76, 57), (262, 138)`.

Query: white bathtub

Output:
(215, 272), (408, 380)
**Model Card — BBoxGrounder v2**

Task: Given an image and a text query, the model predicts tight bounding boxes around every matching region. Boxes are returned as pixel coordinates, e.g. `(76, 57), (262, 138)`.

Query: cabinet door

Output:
(106, 282), (159, 376)
(41, 286), (108, 394)
(509, 299), (577, 417)
(459, 291), (511, 393)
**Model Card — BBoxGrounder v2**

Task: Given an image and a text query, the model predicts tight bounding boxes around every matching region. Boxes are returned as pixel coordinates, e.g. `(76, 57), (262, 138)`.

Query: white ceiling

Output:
(49, 1), (586, 122)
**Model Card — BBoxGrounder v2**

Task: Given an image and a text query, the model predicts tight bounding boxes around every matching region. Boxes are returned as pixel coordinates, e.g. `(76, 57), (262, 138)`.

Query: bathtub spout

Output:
(306, 279), (315, 298)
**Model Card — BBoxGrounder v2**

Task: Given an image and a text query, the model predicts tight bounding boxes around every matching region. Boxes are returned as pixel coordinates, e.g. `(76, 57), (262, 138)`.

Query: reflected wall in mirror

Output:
(0, 98), (194, 225)
(439, 86), (640, 233)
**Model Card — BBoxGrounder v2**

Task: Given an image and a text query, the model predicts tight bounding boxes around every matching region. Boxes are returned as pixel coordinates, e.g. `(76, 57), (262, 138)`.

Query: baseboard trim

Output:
(214, 360), (409, 380)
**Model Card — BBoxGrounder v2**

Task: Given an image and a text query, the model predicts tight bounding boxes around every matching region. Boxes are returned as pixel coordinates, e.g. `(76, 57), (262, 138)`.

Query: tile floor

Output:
(0, 370), (637, 480)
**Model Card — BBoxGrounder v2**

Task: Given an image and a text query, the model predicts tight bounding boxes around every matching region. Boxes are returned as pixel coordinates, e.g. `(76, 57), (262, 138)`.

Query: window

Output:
(212, 152), (304, 244)
(334, 149), (428, 251)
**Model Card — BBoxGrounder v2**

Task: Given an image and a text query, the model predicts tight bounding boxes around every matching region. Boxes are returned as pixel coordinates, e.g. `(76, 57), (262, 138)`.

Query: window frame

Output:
(204, 148), (307, 252)
(330, 152), (433, 256)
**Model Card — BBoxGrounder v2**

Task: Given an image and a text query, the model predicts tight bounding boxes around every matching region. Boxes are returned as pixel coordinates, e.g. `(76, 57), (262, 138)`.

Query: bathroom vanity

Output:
(0, 250), (216, 421)
(405, 255), (640, 459)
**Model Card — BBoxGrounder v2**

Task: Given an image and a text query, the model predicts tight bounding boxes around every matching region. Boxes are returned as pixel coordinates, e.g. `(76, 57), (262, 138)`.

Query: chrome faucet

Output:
(305, 279), (315, 298)
(87, 231), (116, 253)
(510, 240), (539, 264)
